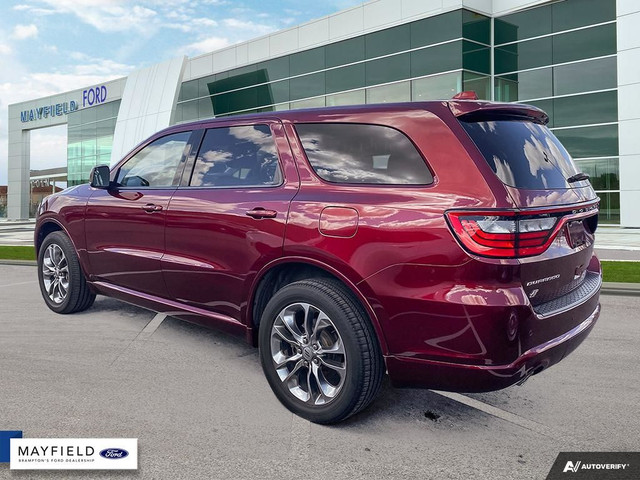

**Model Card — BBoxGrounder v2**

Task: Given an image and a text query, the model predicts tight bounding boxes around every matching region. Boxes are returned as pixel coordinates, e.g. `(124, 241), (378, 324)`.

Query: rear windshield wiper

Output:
(567, 172), (590, 183)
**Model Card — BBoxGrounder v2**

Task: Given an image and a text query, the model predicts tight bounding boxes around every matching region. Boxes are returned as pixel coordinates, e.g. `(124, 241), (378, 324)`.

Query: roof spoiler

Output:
(449, 100), (549, 125)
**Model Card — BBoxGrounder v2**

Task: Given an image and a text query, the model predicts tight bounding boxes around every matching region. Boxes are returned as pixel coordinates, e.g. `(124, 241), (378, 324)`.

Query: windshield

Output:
(460, 119), (588, 190)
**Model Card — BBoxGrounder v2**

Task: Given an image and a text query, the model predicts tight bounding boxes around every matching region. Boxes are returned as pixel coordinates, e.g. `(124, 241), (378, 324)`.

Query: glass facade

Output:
(175, 10), (491, 121)
(495, 0), (619, 223)
(67, 100), (120, 186)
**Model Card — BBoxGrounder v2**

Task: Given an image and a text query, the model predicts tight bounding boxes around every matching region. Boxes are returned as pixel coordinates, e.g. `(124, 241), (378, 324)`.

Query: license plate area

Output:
(567, 220), (587, 248)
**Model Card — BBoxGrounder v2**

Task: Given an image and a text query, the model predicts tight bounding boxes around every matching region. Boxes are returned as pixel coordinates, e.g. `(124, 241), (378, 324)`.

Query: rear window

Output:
(460, 119), (585, 189)
(295, 123), (433, 185)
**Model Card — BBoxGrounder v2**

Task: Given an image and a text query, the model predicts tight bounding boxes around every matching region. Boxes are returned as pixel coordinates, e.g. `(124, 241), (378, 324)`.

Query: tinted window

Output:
(190, 125), (281, 187)
(461, 120), (584, 189)
(296, 123), (433, 185)
(117, 131), (191, 187)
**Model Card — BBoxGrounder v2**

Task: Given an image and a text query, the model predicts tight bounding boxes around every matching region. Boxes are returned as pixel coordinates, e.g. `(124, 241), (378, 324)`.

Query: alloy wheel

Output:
(42, 243), (69, 304)
(270, 302), (347, 406)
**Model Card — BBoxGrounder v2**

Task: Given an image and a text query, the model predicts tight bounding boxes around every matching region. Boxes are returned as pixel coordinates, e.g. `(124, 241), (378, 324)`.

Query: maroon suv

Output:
(35, 100), (601, 423)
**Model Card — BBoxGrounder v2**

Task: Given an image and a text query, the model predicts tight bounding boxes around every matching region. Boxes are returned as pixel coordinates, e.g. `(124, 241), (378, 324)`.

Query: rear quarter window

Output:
(295, 123), (433, 185)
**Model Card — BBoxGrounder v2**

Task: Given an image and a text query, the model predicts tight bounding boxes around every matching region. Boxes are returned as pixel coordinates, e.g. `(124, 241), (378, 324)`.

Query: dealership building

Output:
(7, 0), (640, 226)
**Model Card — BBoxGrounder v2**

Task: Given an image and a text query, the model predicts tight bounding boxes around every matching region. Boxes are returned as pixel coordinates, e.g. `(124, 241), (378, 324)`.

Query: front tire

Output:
(259, 278), (384, 424)
(38, 231), (96, 314)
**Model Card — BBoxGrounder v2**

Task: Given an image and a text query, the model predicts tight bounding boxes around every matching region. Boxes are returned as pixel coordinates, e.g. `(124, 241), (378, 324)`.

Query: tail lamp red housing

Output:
(446, 210), (565, 258)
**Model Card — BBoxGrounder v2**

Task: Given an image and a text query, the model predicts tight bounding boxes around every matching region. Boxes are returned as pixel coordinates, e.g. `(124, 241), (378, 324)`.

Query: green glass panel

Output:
(290, 47), (325, 76)
(553, 57), (617, 96)
(96, 135), (113, 156)
(266, 80), (289, 104)
(366, 24), (410, 58)
(213, 65), (264, 94)
(598, 191), (620, 224)
(412, 71), (462, 101)
(289, 72), (325, 101)
(552, 90), (617, 127)
(179, 79), (198, 102)
(81, 123), (97, 157)
(326, 64), (365, 94)
(366, 53), (410, 86)
(67, 111), (81, 127)
(411, 41), (461, 78)
(463, 72), (491, 100)
(326, 36), (365, 68)
(495, 5), (552, 44)
(411, 10), (462, 48)
(495, 37), (552, 74)
(290, 97), (326, 109)
(181, 100), (198, 122)
(463, 10), (490, 44)
(198, 97), (215, 118)
(80, 106), (97, 124)
(326, 89), (366, 106)
(255, 56), (290, 81)
(463, 41), (490, 74)
(257, 84), (275, 108)
(552, 24), (616, 64)
(500, 68), (552, 101)
(366, 81), (410, 104)
(198, 75), (216, 97)
(575, 158), (619, 190)
(552, 0), (616, 33)
(214, 87), (259, 115)
(494, 75), (518, 102)
(174, 103), (184, 123)
(553, 124), (618, 158)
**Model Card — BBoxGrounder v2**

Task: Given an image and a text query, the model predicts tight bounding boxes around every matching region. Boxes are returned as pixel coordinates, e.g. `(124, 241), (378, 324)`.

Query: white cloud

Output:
(12, 4), (55, 15)
(12, 24), (39, 40)
(222, 18), (275, 35)
(0, 44), (11, 55)
(182, 36), (230, 55)
(34, 0), (158, 33)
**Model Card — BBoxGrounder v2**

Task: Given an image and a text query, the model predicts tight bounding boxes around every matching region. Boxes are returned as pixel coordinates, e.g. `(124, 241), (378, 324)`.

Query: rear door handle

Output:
(142, 203), (163, 213)
(245, 208), (277, 219)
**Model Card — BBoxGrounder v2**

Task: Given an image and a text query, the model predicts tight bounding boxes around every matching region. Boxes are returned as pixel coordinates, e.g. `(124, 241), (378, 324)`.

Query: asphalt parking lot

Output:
(0, 264), (639, 480)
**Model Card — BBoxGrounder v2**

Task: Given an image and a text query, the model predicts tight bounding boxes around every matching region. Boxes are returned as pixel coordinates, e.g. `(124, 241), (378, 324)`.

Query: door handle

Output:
(142, 203), (163, 213)
(245, 208), (277, 219)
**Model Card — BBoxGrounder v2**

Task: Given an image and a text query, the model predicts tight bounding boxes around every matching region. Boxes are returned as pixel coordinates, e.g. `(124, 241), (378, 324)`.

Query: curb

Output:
(1, 258), (638, 296)
(0, 259), (37, 266)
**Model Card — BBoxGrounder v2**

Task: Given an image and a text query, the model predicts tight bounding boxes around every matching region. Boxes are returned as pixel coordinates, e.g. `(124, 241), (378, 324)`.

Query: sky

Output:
(0, 0), (365, 185)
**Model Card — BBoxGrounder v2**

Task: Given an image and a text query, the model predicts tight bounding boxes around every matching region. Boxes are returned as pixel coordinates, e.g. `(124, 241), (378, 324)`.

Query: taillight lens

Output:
(447, 211), (558, 258)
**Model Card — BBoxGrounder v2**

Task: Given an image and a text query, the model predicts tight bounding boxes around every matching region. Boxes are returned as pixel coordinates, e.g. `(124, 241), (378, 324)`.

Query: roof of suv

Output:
(166, 100), (549, 133)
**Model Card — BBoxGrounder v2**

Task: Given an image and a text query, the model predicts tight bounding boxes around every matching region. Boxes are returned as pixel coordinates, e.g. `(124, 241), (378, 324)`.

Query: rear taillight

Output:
(446, 211), (559, 258)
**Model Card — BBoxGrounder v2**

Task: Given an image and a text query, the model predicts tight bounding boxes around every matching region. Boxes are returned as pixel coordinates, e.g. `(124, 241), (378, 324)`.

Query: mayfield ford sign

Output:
(20, 85), (108, 123)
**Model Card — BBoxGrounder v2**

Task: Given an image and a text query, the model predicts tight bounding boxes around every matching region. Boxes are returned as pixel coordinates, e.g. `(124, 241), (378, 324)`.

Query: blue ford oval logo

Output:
(99, 448), (129, 459)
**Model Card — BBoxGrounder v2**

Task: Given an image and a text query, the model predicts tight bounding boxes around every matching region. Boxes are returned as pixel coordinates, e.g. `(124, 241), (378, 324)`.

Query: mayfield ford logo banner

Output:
(20, 84), (108, 123)
(9, 438), (137, 470)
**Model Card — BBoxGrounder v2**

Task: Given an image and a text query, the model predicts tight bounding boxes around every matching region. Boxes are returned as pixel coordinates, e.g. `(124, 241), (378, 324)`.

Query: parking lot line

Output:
(433, 391), (560, 439)
(0, 280), (37, 288)
(136, 313), (167, 341)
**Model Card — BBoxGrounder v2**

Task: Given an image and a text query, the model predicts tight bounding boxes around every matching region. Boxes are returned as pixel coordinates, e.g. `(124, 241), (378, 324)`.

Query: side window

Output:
(295, 123), (434, 185)
(190, 125), (282, 187)
(117, 131), (191, 187)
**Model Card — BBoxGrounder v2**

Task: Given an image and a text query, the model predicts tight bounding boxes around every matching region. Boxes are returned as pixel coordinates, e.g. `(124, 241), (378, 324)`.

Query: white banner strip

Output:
(10, 438), (137, 470)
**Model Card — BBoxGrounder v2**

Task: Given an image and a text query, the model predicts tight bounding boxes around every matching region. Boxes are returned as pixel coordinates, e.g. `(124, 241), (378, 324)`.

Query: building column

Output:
(617, 0), (640, 227)
(7, 114), (30, 221)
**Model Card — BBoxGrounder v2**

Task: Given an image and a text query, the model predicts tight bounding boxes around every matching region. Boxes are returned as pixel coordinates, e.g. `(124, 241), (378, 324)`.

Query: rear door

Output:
(85, 130), (194, 297)
(457, 111), (599, 309)
(162, 120), (299, 322)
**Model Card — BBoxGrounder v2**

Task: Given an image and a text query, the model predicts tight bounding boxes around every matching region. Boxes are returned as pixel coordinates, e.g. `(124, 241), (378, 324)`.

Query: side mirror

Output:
(90, 165), (112, 189)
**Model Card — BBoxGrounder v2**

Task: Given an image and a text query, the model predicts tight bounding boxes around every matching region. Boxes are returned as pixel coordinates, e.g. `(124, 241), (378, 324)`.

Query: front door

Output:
(85, 130), (194, 297)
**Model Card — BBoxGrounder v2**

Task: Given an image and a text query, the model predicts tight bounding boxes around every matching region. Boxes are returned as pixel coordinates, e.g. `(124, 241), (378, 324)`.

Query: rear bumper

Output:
(386, 302), (600, 392)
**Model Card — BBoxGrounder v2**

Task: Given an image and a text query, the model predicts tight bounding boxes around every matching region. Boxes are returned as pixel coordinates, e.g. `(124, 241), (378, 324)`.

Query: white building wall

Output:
(617, 0), (640, 227)
(110, 57), (187, 165)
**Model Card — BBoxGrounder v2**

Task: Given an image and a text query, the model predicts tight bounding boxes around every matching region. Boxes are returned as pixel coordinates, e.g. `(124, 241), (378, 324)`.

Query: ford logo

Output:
(99, 448), (129, 459)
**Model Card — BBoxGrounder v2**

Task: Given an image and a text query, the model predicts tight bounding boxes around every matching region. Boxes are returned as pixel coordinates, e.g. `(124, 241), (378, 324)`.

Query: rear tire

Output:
(38, 231), (96, 314)
(259, 278), (384, 424)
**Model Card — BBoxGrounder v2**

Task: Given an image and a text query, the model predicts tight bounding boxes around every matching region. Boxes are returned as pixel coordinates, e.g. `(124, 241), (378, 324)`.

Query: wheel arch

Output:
(35, 218), (66, 256)
(247, 257), (389, 355)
